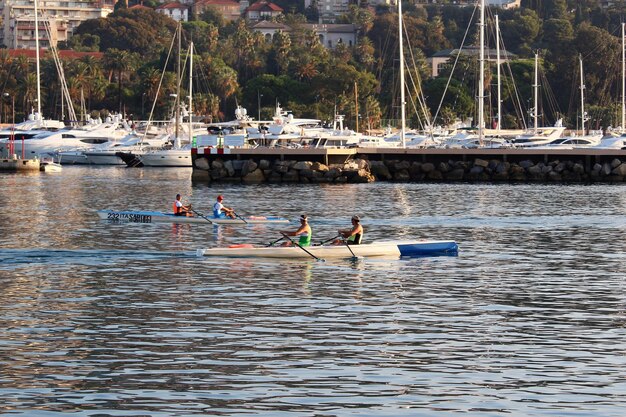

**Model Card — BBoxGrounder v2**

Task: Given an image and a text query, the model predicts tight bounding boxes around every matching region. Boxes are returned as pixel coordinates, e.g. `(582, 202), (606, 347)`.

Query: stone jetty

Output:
(191, 148), (626, 184)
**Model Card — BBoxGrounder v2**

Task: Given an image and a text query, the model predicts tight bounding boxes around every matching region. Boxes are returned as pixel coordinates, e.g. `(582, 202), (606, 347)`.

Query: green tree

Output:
(304, 0), (319, 22)
(103, 48), (137, 112)
(72, 9), (177, 58)
(338, 5), (374, 35)
(269, 31), (292, 75)
(199, 6), (225, 28)
(499, 9), (541, 55)
(183, 21), (219, 54)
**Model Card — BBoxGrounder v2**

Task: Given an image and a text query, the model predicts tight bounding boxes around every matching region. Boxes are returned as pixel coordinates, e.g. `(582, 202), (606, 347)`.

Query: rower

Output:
(173, 194), (192, 217)
(280, 215), (312, 247)
(333, 215), (363, 245)
(213, 195), (236, 219)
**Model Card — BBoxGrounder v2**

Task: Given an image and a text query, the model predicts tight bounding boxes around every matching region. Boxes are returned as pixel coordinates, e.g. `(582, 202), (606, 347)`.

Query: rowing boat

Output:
(97, 210), (289, 225)
(196, 240), (458, 258)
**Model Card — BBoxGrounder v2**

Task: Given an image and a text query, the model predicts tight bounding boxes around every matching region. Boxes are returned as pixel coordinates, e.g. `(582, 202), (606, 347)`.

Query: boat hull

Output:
(197, 240), (458, 258)
(139, 150), (192, 167)
(97, 210), (289, 225)
(85, 152), (125, 165)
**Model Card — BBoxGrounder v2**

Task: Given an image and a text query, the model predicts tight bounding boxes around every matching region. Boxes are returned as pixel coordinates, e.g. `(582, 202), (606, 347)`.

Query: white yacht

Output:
(138, 143), (193, 167)
(510, 120), (567, 147)
(85, 134), (171, 165)
(354, 136), (401, 148)
(0, 114), (132, 158)
(589, 136), (626, 149)
(532, 135), (602, 149)
(0, 112), (65, 142)
(441, 131), (513, 149)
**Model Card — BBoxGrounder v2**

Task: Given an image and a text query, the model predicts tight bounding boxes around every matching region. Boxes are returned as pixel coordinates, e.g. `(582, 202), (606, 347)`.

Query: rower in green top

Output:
(280, 215), (312, 247)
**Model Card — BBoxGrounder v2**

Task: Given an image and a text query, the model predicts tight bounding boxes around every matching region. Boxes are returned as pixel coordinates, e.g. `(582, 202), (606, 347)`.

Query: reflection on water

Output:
(1, 167), (626, 416)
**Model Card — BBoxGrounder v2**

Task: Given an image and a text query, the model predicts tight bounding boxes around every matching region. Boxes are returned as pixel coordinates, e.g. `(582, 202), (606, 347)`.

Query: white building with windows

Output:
(1, 0), (114, 49)
(155, 2), (189, 22)
(427, 47), (516, 77)
(303, 23), (356, 48)
(251, 21), (356, 49)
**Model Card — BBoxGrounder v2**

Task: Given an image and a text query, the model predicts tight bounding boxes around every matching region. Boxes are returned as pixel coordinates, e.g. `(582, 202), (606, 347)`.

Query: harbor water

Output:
(1, 166), (625, 416)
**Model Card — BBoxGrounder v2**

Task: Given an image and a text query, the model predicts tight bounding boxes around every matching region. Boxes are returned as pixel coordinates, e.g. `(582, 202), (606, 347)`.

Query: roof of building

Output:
(129, 4), (152, 10)
(156, 2), (188, 10)
(6, 49), (104, 60)
(195, 0), (240, 6)
(247, 0), (283, 12)
(252, 21), (291, 30)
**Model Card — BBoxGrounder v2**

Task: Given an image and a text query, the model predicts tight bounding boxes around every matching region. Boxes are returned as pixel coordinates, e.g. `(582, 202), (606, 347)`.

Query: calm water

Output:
(1, 166), (625, 417)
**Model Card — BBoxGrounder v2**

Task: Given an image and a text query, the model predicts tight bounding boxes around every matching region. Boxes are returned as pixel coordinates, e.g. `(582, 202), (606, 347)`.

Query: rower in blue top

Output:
(213, 195), (236, 219)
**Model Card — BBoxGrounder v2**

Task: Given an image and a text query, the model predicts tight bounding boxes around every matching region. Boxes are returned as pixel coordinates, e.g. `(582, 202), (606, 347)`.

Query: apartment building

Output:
(1, 0), (114, 49)
(192, 0), (242, 21)
(244, 0), (282, 21)
(305, 0), (397, 23)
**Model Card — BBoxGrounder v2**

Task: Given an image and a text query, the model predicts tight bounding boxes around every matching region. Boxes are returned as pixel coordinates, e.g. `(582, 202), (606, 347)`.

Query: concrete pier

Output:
(0, 156), (40, 171)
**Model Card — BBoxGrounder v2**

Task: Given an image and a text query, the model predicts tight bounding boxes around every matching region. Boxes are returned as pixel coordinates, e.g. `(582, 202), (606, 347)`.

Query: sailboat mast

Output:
(622, 22), (625, 131)
(175, 23), (181, 143)
(478, 0), (485, 145)
(189, 41), (193, 145)
(398, 0), (406, 148)
(34, 0), (42, 117)
(580, 55), (585, 135)
(533, 53), (539, 133)
(495, 14), (501, 134)
(622, 23), (626, 133)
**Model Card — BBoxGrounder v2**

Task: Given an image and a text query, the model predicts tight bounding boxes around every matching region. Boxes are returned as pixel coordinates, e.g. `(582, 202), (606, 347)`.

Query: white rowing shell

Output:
(197, 240), (458, 258)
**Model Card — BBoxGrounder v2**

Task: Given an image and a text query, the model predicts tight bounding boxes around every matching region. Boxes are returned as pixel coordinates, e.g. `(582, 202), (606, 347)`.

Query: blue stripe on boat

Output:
(397, 241), (458, 257)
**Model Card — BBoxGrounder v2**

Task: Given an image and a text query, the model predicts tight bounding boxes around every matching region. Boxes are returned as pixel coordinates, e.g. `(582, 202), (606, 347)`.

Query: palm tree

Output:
(103, 49), (136, 113)
(19, 73), (38, 118)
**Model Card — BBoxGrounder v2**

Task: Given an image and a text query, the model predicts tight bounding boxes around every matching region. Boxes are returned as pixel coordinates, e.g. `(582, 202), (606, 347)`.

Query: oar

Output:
(317, 234), (342, 246)
(233, 211), (248, 224)
(266, 236), (285, 247)
(190, 208), (214, 224)
(341, 237), (358, 260)
(281, 233), (325, 262)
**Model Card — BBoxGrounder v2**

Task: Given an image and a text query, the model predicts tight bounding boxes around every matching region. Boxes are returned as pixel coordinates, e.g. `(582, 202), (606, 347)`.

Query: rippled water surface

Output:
(1, 166), (626, 416)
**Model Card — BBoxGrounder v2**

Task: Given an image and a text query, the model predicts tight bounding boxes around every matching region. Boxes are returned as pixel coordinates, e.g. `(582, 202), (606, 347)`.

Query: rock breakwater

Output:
(192, 156), (626, 184)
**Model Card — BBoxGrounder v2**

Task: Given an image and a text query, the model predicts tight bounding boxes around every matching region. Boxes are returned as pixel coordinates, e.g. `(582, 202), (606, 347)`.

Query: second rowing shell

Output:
(97, 210), (290, 225)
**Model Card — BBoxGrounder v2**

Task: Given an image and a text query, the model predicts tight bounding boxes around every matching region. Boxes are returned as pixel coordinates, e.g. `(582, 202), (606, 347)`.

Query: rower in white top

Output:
(213, 195), (236, 219)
